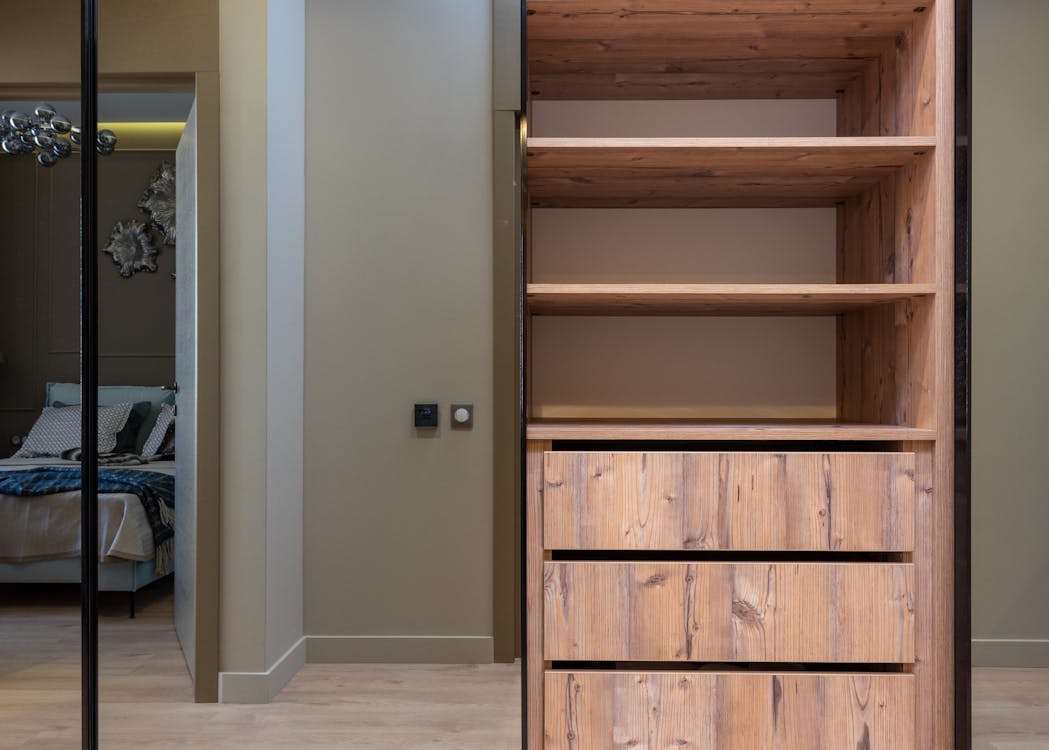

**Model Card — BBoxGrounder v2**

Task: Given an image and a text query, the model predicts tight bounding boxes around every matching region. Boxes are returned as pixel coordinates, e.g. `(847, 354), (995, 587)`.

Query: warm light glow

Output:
(100, 122), (185, 151)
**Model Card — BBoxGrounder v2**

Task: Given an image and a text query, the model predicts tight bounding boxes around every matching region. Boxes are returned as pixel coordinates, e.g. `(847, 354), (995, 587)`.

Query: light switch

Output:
(413, 403), (439, 428)
(451, 403), (473, 428)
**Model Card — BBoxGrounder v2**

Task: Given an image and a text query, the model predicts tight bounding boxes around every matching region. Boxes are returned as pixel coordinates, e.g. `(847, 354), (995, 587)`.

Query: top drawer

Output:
(544, 451), (916, 552)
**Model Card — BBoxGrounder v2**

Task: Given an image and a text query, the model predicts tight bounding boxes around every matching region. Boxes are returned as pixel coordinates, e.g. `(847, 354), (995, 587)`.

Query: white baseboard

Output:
(972, 638), (1049, 668)
(218, 636), (307, 704)
(217, 634), (494, 703)
(306, 635), (494, 664)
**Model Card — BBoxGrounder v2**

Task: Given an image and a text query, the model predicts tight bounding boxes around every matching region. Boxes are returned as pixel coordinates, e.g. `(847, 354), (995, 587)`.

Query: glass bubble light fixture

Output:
(0, 102), (117, 167)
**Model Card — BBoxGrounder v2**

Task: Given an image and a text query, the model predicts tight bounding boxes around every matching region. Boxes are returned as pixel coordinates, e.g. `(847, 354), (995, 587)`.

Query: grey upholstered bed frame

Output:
(0, 558), (169, 617)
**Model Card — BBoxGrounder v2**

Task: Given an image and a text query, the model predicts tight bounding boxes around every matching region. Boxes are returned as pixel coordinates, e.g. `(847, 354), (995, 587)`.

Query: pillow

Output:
(141, 403), (175, 458)
(45, 383), (175, 455)
(55, 400), (151, 454)
(15, 403), (133, 458)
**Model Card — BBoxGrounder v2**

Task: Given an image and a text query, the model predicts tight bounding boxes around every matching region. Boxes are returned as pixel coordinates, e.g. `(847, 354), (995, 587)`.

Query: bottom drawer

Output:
(544, 671), (914, 749)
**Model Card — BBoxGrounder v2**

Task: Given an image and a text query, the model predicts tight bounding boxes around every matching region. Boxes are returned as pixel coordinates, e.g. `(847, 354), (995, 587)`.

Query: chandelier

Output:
(0, 103), (117, 167)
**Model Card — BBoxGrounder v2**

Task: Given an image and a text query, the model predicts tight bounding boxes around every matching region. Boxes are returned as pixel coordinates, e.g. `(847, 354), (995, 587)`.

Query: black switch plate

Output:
(413, 403), (439, 428)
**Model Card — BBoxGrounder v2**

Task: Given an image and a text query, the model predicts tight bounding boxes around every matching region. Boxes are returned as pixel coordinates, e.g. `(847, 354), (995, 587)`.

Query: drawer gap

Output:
(549, 550), (911, 563)
(549, 661), (909, 673)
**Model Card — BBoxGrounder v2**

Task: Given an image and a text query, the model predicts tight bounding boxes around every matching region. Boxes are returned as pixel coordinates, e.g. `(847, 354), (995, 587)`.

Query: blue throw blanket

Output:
(0, 467), (175, 574)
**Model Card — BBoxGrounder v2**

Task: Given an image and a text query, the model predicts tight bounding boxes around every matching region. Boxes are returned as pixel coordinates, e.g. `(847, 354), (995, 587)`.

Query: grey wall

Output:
(0, 152), (176, 456)
(972, 0), (1049, 667)
(302, 0), (495, 662)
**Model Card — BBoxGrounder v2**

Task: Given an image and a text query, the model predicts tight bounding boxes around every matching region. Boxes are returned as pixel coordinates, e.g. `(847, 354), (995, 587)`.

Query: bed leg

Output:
(128, 589), (136, 619)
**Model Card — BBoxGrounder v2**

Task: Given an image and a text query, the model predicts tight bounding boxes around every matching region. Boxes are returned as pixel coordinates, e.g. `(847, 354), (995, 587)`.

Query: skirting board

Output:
(306, 635), (494, 664)
(219, 636), (307, 704)
(218, 635), (493, 703)
(973, 638), (1049, 668)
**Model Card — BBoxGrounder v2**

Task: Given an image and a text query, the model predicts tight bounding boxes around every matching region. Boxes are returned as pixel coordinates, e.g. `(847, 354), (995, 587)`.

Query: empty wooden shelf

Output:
(526, 137), (934, 208)
(527, 282), (935, 315)
(526, 419), (936, 442)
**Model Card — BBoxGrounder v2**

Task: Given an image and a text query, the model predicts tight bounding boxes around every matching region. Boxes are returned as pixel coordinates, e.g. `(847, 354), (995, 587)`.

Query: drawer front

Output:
(543, 451), (916, 552)
(544, 561), (914, 663)
(544, 671), (915, 750)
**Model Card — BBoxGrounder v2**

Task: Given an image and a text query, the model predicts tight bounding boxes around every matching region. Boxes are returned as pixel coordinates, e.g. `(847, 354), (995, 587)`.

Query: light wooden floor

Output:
(1, 583), (1045, 749)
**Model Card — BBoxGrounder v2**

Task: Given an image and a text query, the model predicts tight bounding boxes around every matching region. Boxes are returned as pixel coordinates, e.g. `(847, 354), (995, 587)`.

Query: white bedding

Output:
(0, 457), (175, 564)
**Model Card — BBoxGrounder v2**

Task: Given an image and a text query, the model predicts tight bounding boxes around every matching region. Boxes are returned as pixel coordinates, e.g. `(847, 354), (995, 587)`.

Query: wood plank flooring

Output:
(0, 583), (1044, 749)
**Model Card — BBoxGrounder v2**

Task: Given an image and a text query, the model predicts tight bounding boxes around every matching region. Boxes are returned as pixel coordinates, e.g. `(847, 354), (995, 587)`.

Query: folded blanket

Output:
(60, 448), (148, 466)
(0, 467), (175, 574)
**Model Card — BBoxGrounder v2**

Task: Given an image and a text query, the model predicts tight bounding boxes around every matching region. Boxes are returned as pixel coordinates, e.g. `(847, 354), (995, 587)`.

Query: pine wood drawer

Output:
(544, 561), (914, 663)
(543, 451), (916, 552)
(544, 670), (915, 750)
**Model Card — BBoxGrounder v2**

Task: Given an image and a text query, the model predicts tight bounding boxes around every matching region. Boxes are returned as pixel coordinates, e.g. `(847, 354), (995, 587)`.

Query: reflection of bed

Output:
(0, 457), (175, 617)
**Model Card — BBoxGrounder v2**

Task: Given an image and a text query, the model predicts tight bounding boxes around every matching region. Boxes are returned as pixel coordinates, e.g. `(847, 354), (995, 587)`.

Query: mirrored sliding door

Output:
(0, 7), (86, 748)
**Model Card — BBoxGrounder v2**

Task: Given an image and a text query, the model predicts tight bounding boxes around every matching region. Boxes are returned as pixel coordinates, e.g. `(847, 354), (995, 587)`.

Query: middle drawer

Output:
(544, 561), (915, 663)
(543, 451), (916, 552)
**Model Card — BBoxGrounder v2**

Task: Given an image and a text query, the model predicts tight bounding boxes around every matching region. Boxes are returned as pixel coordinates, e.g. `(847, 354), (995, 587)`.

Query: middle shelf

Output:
(527, 283), (936, 316)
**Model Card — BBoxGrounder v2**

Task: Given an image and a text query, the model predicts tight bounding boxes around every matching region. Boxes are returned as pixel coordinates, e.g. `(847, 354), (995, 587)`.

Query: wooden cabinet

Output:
(523, 1), (955, 747)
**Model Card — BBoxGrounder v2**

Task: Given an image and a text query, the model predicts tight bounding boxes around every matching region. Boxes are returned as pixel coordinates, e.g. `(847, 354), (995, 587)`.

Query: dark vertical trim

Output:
(954, 0), (973, 747)
(518, 2), (529, 746)
(80, 1), (99, 748)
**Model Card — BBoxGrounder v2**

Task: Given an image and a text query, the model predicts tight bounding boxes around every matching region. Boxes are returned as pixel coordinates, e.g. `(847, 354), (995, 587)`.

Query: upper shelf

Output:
(527, 1), (933, 100)
(526, 137), (934, 208)
(527, 419), (937, 442)
(528, 283), (935, 316)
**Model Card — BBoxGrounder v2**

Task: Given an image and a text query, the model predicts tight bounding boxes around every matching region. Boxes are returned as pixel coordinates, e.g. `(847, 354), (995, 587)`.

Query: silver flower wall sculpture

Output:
(103, 220), (159, 278)
(103, 161), (176, 278)
(138, 161), (176, 246)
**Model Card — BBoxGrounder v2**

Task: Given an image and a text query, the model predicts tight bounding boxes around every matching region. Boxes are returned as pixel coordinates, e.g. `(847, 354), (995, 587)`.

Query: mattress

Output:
(0, 457), (175, 564)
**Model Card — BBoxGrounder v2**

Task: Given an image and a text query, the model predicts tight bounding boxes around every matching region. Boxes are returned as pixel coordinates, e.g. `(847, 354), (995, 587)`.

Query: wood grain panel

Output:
(527, 419), (936, 442)
(543, 451), (916, 552)
(530, 71), (864, 101)
(527, 5), (926, 41)
(544, 670), (916, 749)
(526, 137), (934, 208)
(526, 441), (552, 750)
(544, 561), (915, 663)
(527, 283), (934, 315)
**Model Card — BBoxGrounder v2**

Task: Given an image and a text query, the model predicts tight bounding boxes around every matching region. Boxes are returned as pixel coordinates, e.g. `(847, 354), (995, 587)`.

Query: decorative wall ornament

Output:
(103, 220), (159, 278)
(0, 103), (117, 167)
(137, 161), (176, 245)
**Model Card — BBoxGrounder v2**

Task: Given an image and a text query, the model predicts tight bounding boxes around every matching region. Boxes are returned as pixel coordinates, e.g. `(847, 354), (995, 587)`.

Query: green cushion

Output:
(46, 383), (176, 455)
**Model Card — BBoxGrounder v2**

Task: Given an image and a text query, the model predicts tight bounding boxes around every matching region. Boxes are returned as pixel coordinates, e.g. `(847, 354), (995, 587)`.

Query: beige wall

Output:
(972, 0), (1049, 667)
(217, 0), (270, 682)
(303, 0), (495, 662)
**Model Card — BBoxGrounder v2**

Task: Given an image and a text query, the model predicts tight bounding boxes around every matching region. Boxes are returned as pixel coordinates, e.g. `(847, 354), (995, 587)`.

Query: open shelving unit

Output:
(522, 1), (955, 748)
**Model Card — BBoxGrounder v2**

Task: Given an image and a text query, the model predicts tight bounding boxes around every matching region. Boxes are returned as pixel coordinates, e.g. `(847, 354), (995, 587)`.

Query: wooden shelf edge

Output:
(525, 136), (938, 150)
(527, 283), (936, 315)
(526, 420), (938, 442)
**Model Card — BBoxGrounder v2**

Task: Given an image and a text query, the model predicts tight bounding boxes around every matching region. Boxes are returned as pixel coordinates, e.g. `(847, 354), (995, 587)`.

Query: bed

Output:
(0, 383), (176, 617)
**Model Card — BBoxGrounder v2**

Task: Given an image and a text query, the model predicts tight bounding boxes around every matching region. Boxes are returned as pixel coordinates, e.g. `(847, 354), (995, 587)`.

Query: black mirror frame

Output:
(79, 1), (100, 749)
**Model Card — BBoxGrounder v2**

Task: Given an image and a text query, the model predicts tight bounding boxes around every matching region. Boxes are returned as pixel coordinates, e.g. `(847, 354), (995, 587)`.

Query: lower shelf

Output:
(527, 419), (937, 442)
(544, 670), (915, 749)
